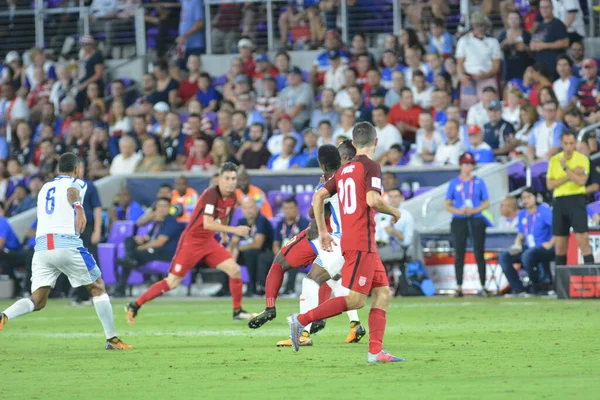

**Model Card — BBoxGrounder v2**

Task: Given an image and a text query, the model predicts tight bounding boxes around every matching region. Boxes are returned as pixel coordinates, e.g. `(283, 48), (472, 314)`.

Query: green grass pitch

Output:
(1, 297), (599, 400)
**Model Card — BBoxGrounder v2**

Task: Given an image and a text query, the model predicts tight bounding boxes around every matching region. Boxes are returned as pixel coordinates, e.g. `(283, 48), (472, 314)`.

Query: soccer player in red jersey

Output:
(125, 162), (254, 323)
(288, 122), (405, 363)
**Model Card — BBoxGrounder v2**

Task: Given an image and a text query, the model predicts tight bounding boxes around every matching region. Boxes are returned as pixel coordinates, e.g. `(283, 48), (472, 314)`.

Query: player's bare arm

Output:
(203, 214), (250, 237)
(366, 190), (400, 223)
(67, 187), (86, 234)
(312, 187), (335, 251)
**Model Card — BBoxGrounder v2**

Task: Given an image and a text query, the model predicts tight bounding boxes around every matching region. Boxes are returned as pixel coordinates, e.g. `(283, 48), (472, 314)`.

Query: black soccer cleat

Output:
(247, 307), (276, 329)
(309, 319), (326, 334)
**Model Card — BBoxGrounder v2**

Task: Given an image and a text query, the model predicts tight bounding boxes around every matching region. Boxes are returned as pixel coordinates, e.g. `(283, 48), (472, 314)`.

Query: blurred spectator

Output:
(211, 137), (238, 170)
(12, 121), (34, 167)
(267, 136), (301, 170)
(175, 55), (202, 107)
(26, 67), (52, 115)
(411, 70), (434, 109)
(0, 202), (25, 281)
(137, 183), (174, 227)
(255, 75), (279, 126)
(5, 185), (28, 217)
(530, 0), (569, 76)
(428, 18), (453, 57)
(483, 100), (516, 156)
(197, 72), (222, 112)
(466, 86), (497, 131)
(431, 88), (451, 127)
(381, 50), (403, 90)
(379, 144), (405, 167)
(110, 136), (141, 175)
(163, 112), (186, 167)
(317, 120), (335, 146)
(347, 85), (370, 123)
(276, 66), (314, 132)
(503, 88), (523, 130)
(109, 187), (144, 225)
(364, 71), (386, 107)
(564, 104), (586, 134)
(237, 39), (256, 77)
(444, 57), (460, 91)
(0, 83), (30, 140)
(553, 55), (579, 109)
(573, 59), (600, 118)
(177, 0), (206, 57)
(411, 112), (444, 165)
(8, 175), (41, 216)
(135, 137), (165, 172)
(398, 28), (426, 61)
(274, 51), (291, 91)
(375, 188), (415, 262)
(372, 106), (402, 161)
(267, 114), (302, 155)
(106, 79), (130, 109)
(88, 123), (112, 179)
(127, 74), (158, 116)
(545, 0), (585, 44)
(527, 100), (565, 161)
(228, 198), (273, 296)
(171, 175), (199, 223)
(403, 47), (434, 90)
(333, 68), (358, 111)
(292, 128), (318, 168)
(324, 49), (346, 92)
(75, 36), (104, 112)
(108, 100), (131, 136)
(84, 82), (105, 115)
(382, 172), (399, 198)
(115, 197), (183, 297)
(311, 30), (348, 87)
(253, 54), (278, 97)
(235, 171), (273, 219)
(185, 113), (214, 149)
(369, 88), (386, 110)
(216, 110), (241, 151)
(235, 93), (265, 129)
(49, 65), (74, 114)
(310, 88), (339, 129)
(237, 123), (271, 169)
(514, 104), (540, 155)
(388, 88), (423, 142)
(333, 108), (356, 140)
(153, 59), (179, 107)
(467, 125), (495, 163)
(384, 71), (405, 109)
(5, 159), (23, 200)
(185, 138), (214, 172)
(499, 10), (533, 82)
(231, 110), (250, 144)
(569, 40), (584, 77)
(211, 3), (242, 54)
(38, 139), (59, 177)
(456, 12), (501, 110)
(497, 196), (519, 229)
(2, 51), (25, 92)
(434, 120), (465, 166)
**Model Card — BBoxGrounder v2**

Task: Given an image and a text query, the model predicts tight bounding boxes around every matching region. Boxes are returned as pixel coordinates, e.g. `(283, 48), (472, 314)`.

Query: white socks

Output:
(2, 298), (35, 321)
(328, 279), (360, 323)
(299, 277), (320, 332)
(92, 293), (117, 340)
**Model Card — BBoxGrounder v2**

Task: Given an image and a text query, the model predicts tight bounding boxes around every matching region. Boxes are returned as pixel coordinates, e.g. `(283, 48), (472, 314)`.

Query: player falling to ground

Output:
(288, 122), (405, 363)
(0, 153), (131, 350)
(126, 162), (254, 323)
(249, 141), (365, 346)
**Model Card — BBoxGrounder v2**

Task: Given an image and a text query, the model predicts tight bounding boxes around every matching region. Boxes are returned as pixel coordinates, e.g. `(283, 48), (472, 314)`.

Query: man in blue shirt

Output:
(116, 197), (184, 297)
(109, 187), (145, 225)
(0, 202), (26, 296)
(467, 124), (496, 164)
(498, 188), (554, 295)
(177, 0), (205, 56)
(483, 100), (515, 156)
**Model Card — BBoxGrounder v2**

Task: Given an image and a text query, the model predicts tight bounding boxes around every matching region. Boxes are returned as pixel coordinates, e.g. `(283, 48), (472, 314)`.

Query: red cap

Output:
(467, 125), (482, 135)
(278, 114), (292, 122)
(326, 29), (340, 38)
(459, 152), (476, 165)
(583, 59), (597, 69)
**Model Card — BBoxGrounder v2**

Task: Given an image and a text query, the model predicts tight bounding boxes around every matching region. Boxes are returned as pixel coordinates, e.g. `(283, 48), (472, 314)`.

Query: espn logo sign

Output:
(569, 276), (600, 298)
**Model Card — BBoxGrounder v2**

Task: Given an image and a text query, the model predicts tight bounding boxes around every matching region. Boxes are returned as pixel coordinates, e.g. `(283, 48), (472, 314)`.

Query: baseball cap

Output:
(237, 38), (253, 49)
(235, 75), (250, 84)
(487, 100), (502, 111)
(326, 29), (340, 38)
(467, 125), (482, 135)
(278, 114), (292, 122)
(327, 49), (341, 60)
(583, 59), (597, 69)
(263, 74), (276, 82)
(370, 87), (386, 98)
(255, 54), (269, 63)
(5, 51), (20, 64)
(459, 152), (476, 165)
(79, 35), (96, 46)
(153, 101), (170, 113)
(289, 66), (303, 75)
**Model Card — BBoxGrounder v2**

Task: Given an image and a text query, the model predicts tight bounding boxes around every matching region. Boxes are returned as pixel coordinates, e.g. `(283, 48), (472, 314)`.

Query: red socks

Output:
(265, 262), (285, 308)
(229, 277), (243, 309)
(368, 308), (387, 354)
(297, 296), (348, 326)
(136, 280), (170, 307)
(318, 282), (332, 305)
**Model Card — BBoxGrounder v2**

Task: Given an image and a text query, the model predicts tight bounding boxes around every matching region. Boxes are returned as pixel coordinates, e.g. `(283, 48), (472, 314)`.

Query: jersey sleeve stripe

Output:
(347, 251), (363, 289)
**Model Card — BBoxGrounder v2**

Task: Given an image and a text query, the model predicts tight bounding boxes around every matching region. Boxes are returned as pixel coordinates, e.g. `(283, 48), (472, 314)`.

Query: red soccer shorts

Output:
(281, 229), (317, 268)
(341, 250), (389, 295)
(169, 237), (232, 277)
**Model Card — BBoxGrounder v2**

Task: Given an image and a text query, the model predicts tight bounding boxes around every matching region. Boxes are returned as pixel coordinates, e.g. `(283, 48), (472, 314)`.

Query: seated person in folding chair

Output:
(374, 188), (415, 263)
(0, 203), (28, 297)
(108, 187), (145, 226)
(498, 188), (554, 296)
(115, 197), (184, 297)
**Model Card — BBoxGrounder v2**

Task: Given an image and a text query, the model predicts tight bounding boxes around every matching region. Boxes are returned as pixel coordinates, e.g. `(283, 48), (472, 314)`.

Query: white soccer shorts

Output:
(31, 247), (102, 293)
(310, 232), (344, 278)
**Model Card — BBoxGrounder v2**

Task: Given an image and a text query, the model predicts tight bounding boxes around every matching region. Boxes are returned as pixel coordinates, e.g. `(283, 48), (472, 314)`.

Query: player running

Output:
(249, 141), (365, 346)
(0, 153), (131, 350)
(126, 162), (254, 323)
(288, 122), (405, 363)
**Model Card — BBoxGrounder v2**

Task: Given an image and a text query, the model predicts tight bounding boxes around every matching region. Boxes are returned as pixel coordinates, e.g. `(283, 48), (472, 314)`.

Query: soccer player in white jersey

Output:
(0, 153), (132, 350)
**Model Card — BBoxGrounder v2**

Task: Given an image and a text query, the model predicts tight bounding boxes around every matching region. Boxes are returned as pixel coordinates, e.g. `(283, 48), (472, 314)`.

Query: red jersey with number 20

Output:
(323, 155), (382, 253)
(183, 186), (237, 240)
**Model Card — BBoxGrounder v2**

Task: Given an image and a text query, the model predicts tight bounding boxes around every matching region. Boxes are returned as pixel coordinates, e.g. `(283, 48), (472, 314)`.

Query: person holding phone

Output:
(445, 152), (490, 297)
(498, 188), (554, 296)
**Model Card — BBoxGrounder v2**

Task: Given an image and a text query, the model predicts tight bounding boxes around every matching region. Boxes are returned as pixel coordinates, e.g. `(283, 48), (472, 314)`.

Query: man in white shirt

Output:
(466, 86), (497, 131)
(375, 188), (415, 262)
(455, 12), (502, 110)
(551, 0), (586, 43)
(110, 136), (142, 175)
(497, 196), (519, 229)
(267, 114), (302, 155)
(323, 49), (347, 93)
(372, 106), (402, 160)
(334, 68), (358, 111)
(527, 100), (565, 161)
(0, 83), (30, 142)
(267, 136), (298, 171)
(411, 70), (435, 109)
(434, 120), (465, 166)
(402, 47), (433, 89)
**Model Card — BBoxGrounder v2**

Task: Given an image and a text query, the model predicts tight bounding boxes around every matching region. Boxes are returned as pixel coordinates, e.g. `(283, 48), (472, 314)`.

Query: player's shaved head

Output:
(58, 152), (80, 174)
(352, 121), (377, 149)
(338, 139), (356, 164)
(317, 144), (341, 174)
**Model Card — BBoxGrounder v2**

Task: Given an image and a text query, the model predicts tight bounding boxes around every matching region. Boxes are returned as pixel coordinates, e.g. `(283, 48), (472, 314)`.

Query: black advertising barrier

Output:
(556, 265), (600, 299)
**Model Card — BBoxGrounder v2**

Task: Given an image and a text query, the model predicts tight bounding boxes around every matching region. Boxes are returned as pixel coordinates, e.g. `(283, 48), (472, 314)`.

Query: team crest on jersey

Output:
(341, 165), (355, 175)
(174, 264), (182, 273)
(358, 276), (367, 286)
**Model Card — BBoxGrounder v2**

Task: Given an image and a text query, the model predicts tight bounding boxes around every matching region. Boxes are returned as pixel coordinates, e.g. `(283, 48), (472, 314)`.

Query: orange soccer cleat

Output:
(345, 321), (366, 343)
(125, 302), (139, 325)
(105, 337), (133, 350)
(277, 331), (313, 347)
(0, 313), (6, 331)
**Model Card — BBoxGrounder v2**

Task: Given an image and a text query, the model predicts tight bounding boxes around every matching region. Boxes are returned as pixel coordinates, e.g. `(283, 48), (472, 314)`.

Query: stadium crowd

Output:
(0, 0), (598, 300)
